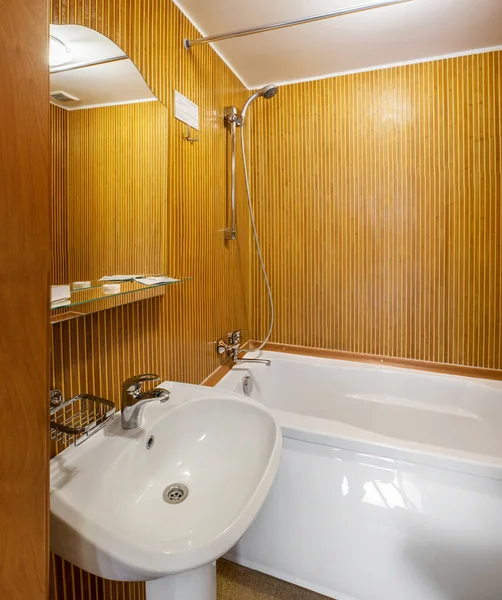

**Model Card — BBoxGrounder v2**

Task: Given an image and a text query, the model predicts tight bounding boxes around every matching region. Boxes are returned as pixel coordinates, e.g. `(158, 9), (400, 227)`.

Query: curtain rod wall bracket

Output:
(183, 0), (414, 50)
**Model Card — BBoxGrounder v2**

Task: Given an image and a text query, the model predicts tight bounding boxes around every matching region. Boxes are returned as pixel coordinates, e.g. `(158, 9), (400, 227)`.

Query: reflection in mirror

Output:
(50, 25), (157, 109)
(50, 25), (173, 319)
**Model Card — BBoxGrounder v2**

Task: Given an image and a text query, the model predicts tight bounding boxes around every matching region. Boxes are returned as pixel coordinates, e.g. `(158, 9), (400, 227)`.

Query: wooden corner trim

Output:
(202, 341), (502, 387)
(201, 361), (234, 387)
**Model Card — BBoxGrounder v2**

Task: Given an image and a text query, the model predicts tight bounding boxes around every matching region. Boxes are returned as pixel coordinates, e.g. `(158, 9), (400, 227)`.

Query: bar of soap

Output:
(102, 283), (120, 295)
(73, 281), (91, 289)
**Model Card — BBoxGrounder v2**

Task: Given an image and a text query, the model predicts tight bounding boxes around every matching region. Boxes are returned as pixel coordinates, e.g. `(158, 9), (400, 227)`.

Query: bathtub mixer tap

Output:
(217, 330), (271, 366)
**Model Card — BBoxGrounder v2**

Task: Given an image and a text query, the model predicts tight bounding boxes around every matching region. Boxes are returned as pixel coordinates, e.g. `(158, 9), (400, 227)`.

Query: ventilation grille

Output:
(50, 90), (80, 103)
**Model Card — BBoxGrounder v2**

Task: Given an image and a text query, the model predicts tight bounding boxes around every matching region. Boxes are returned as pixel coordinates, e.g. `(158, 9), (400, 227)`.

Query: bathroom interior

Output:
(1, 0), (501, 599)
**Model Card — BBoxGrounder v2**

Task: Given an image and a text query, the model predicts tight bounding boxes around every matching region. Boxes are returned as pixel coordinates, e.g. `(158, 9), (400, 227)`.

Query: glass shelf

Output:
(68, 275), (166, 293)
(51, 277), (190, 312)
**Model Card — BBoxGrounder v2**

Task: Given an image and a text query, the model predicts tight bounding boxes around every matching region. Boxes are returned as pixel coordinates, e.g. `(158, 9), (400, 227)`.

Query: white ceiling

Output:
(50, 60), (157, 110)
(174, 0), (502, 89)
(51, 24), (127, 68)
(50, 25), (157, 110)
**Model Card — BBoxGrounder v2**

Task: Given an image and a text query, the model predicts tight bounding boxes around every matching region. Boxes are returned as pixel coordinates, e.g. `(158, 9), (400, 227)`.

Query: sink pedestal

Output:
(146, 562), (216, 600)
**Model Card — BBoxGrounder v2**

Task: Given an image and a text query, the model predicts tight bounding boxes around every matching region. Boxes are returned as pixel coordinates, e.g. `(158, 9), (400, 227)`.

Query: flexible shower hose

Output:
(240, 123), (274, 352)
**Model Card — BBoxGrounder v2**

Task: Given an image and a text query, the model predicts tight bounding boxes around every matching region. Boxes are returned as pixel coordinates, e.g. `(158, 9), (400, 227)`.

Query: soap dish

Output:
(50, 393), (116, 447)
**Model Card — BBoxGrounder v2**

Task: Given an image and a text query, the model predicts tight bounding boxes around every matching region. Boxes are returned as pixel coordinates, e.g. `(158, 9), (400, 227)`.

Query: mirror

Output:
(50, 25), (178, 321)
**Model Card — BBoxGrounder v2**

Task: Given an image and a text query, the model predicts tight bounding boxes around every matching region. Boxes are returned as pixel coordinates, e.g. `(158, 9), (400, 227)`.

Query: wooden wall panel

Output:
(249, 52), (502, 369)
(0, 0), (50, 598)
(50, 1), (250, 598)
(51, 102), (167, 315)
(66, 101), (167, 282)
(51, 105), (69, 285)
(51, 101), (168, 291)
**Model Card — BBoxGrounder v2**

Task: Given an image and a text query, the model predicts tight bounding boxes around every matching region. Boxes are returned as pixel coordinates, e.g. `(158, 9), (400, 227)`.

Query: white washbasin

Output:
(50, 381), (281, 599)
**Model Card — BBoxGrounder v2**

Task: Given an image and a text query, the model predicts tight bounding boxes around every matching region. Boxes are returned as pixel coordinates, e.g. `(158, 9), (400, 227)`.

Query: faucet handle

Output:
(228, 330), (243, 345)
(122, 374), (160, 396)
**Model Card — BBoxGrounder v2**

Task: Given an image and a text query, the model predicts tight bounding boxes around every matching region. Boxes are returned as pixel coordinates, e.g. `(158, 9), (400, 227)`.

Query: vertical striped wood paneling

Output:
(67, 101), (167, 281)
(52, 101), (168, 287)
(50, 1), (249, 598)
(51, 104), (166, 315)
(51, 105), (69, 285)
(249, 52), (501, 369)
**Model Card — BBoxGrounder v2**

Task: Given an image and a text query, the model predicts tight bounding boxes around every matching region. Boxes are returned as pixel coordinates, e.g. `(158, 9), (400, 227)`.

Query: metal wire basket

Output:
(50, 393), (116, 447)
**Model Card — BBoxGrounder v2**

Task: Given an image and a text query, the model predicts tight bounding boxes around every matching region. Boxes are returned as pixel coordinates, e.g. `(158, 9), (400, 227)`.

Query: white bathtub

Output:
(216, 351), (502, 600)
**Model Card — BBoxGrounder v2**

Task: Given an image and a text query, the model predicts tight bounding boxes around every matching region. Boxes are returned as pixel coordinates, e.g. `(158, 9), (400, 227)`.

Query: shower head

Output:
(261, 84), (278, 99)
(239, 84), (278, 125)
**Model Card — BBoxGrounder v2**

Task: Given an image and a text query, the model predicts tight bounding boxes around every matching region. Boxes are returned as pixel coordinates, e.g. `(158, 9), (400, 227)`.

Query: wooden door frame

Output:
(0, 1), (50, 598)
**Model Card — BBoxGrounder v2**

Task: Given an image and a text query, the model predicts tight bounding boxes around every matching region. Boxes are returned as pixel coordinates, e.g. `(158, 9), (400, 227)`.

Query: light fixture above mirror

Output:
(49, 35), (72, 67)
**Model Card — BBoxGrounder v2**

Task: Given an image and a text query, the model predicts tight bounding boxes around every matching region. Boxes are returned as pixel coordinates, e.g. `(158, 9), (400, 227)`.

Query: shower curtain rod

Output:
(184, 0), (413, 50)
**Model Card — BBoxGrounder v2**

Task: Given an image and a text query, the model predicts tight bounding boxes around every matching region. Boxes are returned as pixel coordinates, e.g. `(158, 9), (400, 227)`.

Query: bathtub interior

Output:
(217, 352), (502, 459)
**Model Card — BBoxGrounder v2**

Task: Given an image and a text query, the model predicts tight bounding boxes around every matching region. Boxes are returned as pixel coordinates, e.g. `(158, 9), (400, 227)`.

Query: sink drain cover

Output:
(163, 483), (189, 504)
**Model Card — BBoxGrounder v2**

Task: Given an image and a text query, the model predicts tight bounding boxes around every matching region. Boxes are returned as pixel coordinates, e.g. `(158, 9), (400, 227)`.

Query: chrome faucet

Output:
(232, 347), (271, 366)
(121, 374), (170, 430)
(217, 330), (271, 366)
